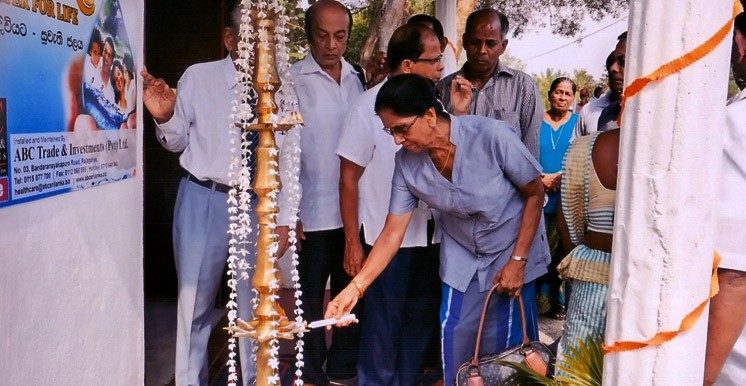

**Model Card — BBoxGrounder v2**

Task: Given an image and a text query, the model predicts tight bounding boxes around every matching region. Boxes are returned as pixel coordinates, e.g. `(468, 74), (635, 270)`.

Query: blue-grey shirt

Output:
(389, 115), (550, 292)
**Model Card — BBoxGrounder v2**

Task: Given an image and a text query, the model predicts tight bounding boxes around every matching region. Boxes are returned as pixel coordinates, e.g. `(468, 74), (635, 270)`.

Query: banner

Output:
(0, 0), (139, 208)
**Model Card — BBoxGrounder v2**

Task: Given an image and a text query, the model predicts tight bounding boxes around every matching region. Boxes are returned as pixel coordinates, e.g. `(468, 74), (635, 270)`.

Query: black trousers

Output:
(358, 221), (442, 386)
(298, 228), (360, 384)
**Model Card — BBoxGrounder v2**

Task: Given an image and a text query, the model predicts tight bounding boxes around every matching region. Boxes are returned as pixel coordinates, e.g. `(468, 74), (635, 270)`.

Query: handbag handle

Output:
(469, 283), (530, 367)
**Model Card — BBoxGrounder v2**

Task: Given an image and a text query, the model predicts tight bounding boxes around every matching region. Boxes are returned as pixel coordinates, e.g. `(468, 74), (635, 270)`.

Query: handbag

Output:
(455, 284), (555, 386)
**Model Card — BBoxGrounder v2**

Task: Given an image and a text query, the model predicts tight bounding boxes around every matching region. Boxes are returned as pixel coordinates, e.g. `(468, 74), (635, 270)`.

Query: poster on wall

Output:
(0, 0), (139, 208)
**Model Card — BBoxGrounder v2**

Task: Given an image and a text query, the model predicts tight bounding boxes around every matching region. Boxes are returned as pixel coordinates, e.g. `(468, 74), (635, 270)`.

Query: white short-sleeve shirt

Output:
(335, 80), (431, 248)
(290, 56), (365, 232)
(715, 87), (746, 385)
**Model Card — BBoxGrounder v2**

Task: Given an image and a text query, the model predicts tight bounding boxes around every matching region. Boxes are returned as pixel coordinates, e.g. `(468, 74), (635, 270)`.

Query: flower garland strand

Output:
(226, 0), (257, 384)
(271, 1), (305, 384)
(226, 0), (305, 384)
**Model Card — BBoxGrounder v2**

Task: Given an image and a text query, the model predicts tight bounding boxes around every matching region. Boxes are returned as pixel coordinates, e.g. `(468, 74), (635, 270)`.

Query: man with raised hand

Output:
(435, 8), (543, 158)
(140, 1), (257, 385)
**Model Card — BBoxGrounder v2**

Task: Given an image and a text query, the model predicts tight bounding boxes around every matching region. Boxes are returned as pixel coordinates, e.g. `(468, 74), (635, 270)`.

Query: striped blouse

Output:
(435, 63), (544, 158)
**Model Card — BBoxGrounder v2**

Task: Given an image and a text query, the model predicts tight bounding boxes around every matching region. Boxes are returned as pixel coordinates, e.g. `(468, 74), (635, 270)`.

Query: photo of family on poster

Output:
(78, 0), (136, 131)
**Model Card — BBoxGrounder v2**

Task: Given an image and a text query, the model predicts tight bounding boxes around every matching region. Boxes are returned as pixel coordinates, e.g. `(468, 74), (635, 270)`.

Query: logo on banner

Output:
(78, 0), (96, 16)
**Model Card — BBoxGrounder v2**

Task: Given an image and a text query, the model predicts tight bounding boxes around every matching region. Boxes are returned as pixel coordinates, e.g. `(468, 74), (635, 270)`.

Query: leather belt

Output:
(184, 171), (232, 194)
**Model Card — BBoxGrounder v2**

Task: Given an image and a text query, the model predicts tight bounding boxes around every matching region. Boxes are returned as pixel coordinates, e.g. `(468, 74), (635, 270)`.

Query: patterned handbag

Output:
(456, 284), (555, 386)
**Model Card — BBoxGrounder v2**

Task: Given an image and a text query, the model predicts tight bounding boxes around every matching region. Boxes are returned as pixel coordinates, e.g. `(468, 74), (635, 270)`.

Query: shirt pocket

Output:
(498, 107), (522, 136)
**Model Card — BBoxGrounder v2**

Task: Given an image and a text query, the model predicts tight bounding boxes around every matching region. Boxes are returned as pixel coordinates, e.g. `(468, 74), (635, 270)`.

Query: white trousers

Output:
(173, 177), (256, 386)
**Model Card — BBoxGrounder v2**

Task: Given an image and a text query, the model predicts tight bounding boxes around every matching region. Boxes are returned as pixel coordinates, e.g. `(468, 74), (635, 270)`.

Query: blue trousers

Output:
(358, 236), (441, 386)
(173, 177), (256, 386)
(441, 276), (538, 385)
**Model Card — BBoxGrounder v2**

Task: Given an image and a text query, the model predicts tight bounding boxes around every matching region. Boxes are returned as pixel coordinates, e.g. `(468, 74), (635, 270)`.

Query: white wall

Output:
(0, 1), (144, 384)
(0, 179), (144, 385)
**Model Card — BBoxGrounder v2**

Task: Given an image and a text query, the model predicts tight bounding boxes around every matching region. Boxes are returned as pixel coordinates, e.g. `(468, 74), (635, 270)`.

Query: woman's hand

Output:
(493, 259), (526, 298)
(324, 284), (360, 328)
(541, 172), (561, 192)
(549, 172), (562, 191)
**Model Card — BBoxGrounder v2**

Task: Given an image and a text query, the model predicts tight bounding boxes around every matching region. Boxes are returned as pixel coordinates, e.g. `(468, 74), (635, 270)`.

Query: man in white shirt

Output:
(276, 1), (365, 384)
(337, 24), (443, 386)
(576, 50), (623, 137)
(140, 2), (257, 385)
(704, 12), (746, 386)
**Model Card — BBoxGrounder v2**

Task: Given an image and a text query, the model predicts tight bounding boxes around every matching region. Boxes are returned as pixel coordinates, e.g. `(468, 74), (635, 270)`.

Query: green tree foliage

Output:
(476, 0), (629, 38)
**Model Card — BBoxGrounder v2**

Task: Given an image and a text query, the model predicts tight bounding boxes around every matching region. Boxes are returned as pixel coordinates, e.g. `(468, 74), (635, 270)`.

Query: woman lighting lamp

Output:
(325, 74), (550, 384)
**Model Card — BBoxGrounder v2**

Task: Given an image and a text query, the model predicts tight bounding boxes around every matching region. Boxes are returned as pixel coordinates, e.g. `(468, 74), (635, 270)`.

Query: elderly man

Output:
(336, 24), (443, 386)
(704, 12), (746, 386)
(140, 1), (257, 385)
(435, 8), (543, 158)
(276, 1), (365, 384)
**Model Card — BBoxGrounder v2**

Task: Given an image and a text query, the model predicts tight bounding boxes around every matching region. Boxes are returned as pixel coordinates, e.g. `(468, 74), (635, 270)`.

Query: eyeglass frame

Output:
(410, 54), (443, 65)
(382, 115), (421, 136)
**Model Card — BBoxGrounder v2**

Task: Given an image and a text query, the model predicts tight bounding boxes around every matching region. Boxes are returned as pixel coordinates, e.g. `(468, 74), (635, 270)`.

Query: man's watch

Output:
(511, 255), (528, 263)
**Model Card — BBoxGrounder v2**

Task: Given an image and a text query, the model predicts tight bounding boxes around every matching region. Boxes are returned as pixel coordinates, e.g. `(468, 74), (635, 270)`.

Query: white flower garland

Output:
(226, 0), (305, 385)
(270, 1), (306, 384)
(226, 0), (257, 384)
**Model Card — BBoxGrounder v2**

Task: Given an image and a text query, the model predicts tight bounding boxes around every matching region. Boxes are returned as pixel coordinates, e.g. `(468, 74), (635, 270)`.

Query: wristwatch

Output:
(511, 255), (528, 263)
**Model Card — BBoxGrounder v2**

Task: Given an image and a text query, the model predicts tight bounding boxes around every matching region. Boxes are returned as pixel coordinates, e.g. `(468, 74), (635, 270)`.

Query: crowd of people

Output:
(141, 0), (746, 385)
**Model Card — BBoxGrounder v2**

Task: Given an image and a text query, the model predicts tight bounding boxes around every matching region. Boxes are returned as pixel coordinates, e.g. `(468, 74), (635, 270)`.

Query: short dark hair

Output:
(375, 74), (447, 119)
(594, 86), (603, 97)
(104, 36), (116, 58)
(548, 77), (576, 98)
(304, 0), (353, 42)
(617, 31), (628, 41)
(225, 0), (241, 31)
(407, 14), (445, 41)
(736, 12), (746, 34)
(605, 51), (615, 72)
(464, 9), (509, 39)
(386, 24), (435, 72)
(88, 28), (102, 55)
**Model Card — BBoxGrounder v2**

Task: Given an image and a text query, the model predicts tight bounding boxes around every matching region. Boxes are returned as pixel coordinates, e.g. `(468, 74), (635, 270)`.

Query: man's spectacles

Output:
(411, 54), (443, 65)
(382, 115), (421, 136)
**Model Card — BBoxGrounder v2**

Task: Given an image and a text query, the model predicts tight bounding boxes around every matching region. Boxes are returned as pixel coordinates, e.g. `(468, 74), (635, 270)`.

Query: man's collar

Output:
(297, 54), (357, 78)
(457, 61), (517, 82)
(223, 55), (239, 90)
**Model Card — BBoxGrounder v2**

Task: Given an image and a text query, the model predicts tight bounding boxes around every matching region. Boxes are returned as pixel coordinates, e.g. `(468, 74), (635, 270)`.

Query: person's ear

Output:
(501, 39), (509, 53)
(736, 30), (746, 64)
(440, 37), (449, 53)
(426, 107), (437, 127)
(223, 27), (234, 53)
(401, 59), (414, 74)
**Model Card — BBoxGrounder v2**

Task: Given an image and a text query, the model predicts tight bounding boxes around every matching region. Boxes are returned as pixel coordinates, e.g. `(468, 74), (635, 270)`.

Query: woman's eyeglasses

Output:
(382, 115), (421, 136)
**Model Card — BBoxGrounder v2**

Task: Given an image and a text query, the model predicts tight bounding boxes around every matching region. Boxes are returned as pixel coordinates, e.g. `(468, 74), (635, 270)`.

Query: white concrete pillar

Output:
(603, 1), (734, 385)
(436, 0), (459, 75)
